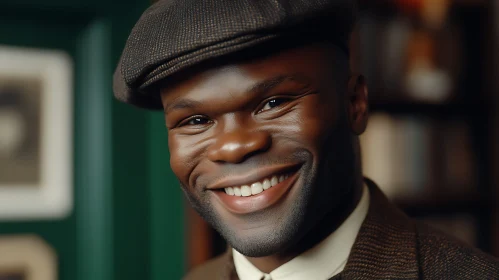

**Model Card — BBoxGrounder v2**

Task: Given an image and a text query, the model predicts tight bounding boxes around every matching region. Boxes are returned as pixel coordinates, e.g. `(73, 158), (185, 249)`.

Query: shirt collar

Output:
(233, 183), (370, 280)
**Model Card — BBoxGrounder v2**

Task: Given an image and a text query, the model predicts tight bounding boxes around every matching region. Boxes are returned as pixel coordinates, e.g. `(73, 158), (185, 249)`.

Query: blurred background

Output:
(0, 0), (497, 279)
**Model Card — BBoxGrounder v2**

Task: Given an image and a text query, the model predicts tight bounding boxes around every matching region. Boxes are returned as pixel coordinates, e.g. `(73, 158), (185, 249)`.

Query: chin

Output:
(224, 208), (307, 257)
(218, 176), (315, 257)
(184, 156), (322, 257)
(230, 232), (295, 257)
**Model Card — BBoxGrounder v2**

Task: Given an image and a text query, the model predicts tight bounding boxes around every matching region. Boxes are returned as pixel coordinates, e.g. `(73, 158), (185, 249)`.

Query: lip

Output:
(206, 163), (301, 190)
(211, 168), (300, 215)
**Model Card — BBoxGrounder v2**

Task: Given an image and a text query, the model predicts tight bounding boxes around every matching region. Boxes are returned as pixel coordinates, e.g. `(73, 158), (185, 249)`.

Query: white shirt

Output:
(233, 184), (370, 280)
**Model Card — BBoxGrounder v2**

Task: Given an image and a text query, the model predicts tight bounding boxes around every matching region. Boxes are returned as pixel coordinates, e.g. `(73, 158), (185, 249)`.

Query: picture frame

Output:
(0, 235), (57, 280)
(0, 45), (73, 220)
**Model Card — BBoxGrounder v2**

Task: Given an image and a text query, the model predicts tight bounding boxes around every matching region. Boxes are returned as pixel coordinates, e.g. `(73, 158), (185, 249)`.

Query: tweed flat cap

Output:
(114, 0), (358, 110)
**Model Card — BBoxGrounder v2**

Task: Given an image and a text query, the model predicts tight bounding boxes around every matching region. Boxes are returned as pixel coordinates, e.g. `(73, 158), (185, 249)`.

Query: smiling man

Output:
(113, 0), (499, 279)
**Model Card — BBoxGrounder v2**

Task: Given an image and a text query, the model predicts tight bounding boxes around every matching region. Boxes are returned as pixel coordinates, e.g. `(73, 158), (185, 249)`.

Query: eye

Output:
(178, 115), (212, 127)
(259, 97), (291, 113)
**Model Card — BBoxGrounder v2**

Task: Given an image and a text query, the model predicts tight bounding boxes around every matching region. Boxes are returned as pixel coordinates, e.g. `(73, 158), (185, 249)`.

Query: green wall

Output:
(0, 1), (185, 279)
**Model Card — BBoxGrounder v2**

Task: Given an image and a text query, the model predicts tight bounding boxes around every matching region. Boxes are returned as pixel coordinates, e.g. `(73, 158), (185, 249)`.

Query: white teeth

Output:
(233, 187), (242, 196)
(262, 179), (271, 190)
(271, 176), (278, 186)
(241, 185), (251, 197)
(223, 173), (292, 197)
(225, 187), (235, 195)
(251, 182), (264, 195)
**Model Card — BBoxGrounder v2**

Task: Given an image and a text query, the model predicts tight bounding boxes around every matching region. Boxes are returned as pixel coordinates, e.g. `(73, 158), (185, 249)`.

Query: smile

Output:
(224, 174), (290, 197)
(209, 164), (301, 215)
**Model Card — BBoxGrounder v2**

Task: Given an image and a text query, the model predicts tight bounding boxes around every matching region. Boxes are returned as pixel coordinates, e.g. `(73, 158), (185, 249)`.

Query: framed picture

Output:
(0, 45), (73, 220)
(0, 235), (57, 280)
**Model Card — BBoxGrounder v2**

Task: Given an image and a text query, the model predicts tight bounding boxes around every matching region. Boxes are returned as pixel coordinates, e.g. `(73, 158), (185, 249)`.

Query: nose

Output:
(207, 130), (271, 163)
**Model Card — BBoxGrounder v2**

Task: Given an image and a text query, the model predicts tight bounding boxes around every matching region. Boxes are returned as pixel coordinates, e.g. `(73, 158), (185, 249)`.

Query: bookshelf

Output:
(185, 0), (499, 268)
(357, 0), (497, 254)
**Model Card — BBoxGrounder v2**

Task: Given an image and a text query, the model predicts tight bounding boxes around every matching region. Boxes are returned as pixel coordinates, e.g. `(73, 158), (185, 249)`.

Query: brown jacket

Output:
(185, 180), (499, 279)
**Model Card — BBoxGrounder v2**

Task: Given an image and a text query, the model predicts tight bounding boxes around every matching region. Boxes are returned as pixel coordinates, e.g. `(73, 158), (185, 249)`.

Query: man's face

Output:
(161, 44), (359, 257)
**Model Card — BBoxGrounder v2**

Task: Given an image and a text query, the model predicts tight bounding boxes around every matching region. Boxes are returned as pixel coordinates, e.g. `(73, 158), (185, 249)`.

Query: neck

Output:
(245, 179), (364, 273)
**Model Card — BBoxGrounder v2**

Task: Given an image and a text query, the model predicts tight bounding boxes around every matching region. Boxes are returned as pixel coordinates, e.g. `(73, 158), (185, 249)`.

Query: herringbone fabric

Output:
(113, 0), (357, 110)
(184, 179), (499, 280)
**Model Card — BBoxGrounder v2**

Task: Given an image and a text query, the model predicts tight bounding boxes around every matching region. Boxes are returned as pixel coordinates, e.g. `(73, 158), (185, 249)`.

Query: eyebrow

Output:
(164, 98), (204, 115)
(248, 74), (305, 94)
(164, 74), (310, 115)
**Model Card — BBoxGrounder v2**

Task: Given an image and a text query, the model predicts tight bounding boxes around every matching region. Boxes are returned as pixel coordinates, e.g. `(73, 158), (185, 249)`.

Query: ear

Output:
(346, 74), (369, 135)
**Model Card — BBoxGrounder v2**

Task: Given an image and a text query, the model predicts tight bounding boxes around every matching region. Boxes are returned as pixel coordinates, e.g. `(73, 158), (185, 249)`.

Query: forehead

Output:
(160, 43), (344, 104)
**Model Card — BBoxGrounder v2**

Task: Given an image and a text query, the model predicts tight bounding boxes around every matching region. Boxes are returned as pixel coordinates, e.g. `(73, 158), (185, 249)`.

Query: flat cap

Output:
(114, 0), (357, 110)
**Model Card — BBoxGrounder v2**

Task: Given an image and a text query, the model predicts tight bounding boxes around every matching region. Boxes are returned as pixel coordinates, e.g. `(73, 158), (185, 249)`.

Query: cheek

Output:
(168, 133), (198, 184)
(286, 96), (339, 150)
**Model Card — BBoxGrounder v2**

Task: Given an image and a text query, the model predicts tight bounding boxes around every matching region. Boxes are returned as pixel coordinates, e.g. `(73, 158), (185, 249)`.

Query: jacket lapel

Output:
(221, 179), (421, 280)
(341, 179), (420, 279)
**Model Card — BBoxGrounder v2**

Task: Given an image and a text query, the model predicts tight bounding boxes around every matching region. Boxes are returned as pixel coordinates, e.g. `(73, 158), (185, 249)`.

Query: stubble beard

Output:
(180, 130), (358, 258)
(181, 155), (318, 258)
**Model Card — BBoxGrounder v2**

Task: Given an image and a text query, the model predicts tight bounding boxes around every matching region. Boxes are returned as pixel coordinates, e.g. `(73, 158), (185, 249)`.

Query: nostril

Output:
(207, 131), (272, 163)
(239, 149), (265, 163)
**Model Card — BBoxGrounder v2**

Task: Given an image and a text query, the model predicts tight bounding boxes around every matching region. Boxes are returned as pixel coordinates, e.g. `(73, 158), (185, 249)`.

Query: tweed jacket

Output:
(185, 180), (499, 280)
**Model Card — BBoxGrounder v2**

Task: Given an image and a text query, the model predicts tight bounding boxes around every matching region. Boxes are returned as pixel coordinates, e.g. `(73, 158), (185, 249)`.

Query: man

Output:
(113, 0), (499, 279)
